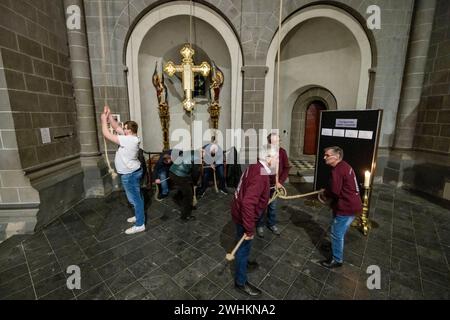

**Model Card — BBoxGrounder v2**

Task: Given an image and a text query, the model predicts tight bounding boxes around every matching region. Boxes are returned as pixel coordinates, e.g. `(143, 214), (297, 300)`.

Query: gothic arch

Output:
(124, 1), (243, 140)
(264, 4), (374, 132)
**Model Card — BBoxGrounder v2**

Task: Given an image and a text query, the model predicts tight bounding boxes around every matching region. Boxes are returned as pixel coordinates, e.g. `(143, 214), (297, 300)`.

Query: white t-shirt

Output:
(114, 135), (141, 174)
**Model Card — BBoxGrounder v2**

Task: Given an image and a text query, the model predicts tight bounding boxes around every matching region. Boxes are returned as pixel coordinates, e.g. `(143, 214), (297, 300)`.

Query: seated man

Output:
(153, 149), (172, 199)
(196, 142), (228, 197)
(169, 150), (201, 221)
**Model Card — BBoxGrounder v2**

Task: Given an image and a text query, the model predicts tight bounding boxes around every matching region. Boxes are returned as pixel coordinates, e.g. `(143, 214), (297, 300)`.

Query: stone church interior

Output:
(0, 0), (449, 301)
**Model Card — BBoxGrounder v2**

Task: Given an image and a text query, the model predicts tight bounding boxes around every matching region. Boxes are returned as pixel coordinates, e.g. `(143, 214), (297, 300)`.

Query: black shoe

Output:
(267, 225), (281, 235)
(256, 226), (264, 238)
(219, 188), (229, 195)
(320, 259), (342, 269)
(234, 281), (262, 296)
(181, 215), (196, 222)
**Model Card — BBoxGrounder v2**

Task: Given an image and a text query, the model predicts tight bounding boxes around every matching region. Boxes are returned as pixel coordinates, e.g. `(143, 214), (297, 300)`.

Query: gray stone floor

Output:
(0, 183), (449, 300)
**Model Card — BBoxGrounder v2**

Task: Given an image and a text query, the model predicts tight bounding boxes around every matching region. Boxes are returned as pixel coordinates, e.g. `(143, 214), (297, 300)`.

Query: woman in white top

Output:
(101, 106), (145, 235)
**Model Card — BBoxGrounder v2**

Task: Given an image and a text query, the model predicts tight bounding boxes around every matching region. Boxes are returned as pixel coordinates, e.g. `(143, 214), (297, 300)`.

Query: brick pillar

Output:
(64, 0), (111, 196)
(394, 0), (437, 149)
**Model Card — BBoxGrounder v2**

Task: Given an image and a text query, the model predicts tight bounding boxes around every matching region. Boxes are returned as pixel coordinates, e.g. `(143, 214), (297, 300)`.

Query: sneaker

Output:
(267, 225), (281, 235)
(127, 216), (136, 223)
(256, 226), (264, 238)
(219, 188), (229, 195)
(125, 225), (145, 235)
(320, 259), (343, 269)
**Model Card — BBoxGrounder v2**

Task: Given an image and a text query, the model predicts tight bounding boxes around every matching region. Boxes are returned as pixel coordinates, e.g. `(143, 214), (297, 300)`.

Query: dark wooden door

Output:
(303, 101), (326, 155)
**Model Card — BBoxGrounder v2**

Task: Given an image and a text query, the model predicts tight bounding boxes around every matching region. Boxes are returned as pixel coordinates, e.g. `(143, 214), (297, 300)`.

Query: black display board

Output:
(314, 110), (383, 192)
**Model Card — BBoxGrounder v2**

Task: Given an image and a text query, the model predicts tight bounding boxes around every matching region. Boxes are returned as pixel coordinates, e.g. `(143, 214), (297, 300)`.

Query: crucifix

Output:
(163, 44), (211, 112)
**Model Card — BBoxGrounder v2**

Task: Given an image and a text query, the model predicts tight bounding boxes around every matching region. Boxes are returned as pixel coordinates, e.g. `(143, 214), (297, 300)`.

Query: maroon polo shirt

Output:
(231, 162), (270, 236)
(325, 160), (363, 216)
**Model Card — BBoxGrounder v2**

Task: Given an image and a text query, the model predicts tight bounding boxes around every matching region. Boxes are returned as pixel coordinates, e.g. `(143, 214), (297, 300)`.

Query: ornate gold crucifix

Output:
(163, 44), (211, 112)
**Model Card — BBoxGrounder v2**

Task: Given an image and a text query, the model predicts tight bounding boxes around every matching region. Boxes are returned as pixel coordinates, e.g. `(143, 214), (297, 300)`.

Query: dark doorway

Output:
(303, 100), (327, 155)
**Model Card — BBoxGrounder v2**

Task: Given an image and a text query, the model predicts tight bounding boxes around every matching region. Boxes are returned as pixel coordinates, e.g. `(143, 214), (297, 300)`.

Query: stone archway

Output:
(290, 87), (337, 158)
(125, 2), (243, 150)
(264, 4), (374, 137)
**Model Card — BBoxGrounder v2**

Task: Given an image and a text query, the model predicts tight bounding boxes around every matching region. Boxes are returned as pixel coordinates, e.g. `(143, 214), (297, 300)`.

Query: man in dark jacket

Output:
(169, 150), (201, 221)
(256, 133), (290, 237)
(320, 146), (362, 268)
(231, 145), (278, 296)
(153, 149), (172, 198)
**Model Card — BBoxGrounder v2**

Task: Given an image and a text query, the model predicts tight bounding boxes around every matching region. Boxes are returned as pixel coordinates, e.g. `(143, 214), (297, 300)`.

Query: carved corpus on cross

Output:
(163, 44), (210, 112)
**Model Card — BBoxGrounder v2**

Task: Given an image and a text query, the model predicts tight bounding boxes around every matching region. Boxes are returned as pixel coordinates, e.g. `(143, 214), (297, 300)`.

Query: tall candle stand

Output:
(352, 185), (372, 236)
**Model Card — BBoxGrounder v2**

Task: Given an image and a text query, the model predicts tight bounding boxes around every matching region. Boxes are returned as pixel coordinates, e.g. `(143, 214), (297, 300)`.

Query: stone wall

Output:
(414, 0), (450, 155)
(83, 0), (415, 150)
(0, 0), (84, 237)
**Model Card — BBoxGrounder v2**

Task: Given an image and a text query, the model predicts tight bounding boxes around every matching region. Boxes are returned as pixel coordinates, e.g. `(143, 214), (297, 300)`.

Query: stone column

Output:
(64, 0), (111, 196)
(242, 65), (268, 163)
(393, 0), (437, 149)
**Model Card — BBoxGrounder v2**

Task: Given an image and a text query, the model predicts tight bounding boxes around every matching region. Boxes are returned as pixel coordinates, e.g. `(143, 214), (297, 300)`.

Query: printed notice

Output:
(336, 119), (358, 128)
(345, 130), (358, 138)
(322, 128), (333, 136)
(40, 128), (51, 144)
(358, 130), (373, 140)
(333, 129), (345, 137)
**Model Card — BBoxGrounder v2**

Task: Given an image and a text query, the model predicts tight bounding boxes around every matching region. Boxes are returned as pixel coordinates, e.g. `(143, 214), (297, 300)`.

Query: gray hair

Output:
(259, 144), (278, 162)
(324, 146), (343, 159)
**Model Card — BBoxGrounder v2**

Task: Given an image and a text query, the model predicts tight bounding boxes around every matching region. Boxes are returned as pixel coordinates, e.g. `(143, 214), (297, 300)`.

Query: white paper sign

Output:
(336, 119), (358, 128)
(333, 129), (345, 137)
(321, 128), (333, 136)
(358, 130), (373, 140)
(345, 130), (358, 138)
(40, 128), (51, 144)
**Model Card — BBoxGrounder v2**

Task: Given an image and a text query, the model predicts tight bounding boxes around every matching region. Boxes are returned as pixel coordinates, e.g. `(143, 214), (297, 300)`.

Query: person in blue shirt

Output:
(196, 141), (229, 197)
(153, 149), (172, 199)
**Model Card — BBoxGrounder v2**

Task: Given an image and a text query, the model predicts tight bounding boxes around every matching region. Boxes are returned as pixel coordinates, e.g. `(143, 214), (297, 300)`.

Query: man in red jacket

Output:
(320, 146), (362, 268)
(231, 145), (278, 296)
(256, 133), (290, 237)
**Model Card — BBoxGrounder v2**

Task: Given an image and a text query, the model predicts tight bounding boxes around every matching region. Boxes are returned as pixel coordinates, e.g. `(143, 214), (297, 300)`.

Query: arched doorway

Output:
(264, 4), (374, 141)
(290, 87), (336, 158)
(303, 100), (327, 155)
(125, 3), (243, 151)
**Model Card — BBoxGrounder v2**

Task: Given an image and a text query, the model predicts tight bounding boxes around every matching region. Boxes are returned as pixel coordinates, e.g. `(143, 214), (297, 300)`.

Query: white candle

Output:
(364, 171), (371, 188)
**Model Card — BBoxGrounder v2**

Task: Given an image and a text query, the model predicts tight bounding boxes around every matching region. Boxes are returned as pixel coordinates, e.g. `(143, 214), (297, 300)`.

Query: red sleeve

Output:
(278, 148), (290, 184)
(327, 167), (342, 199)
(241, 169), (266, 236)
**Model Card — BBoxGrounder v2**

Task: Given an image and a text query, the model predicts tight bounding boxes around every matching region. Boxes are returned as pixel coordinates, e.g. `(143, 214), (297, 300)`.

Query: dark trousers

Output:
(234, 223), (253, 286)
(199, 164), (225, 193)
(169, 172), (193, 218)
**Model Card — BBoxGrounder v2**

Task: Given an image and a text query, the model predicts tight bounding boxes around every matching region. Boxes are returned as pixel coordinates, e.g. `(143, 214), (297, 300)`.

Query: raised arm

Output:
(101, 106), (120, 145)
(106, 107), (124, 135)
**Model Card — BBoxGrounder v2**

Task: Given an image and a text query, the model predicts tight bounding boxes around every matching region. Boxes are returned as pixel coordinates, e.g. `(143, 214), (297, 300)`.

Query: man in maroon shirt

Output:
(320, 146), (362, 268)
(256, 133), (291, 237)
(231, 145), (278, 296)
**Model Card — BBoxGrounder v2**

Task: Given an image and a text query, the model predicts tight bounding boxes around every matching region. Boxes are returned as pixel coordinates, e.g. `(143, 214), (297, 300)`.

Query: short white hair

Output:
(258, 144), (278, 162)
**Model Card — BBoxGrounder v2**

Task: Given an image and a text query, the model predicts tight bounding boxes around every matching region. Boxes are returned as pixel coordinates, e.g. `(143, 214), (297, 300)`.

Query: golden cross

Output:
(164, 44), (210, 112)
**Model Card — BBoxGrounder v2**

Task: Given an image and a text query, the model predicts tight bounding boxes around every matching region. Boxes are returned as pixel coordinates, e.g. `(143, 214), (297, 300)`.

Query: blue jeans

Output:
(330, 214), (355, 263)
(121, 168), (145, 227)
(234, 224), (253, 286)
(258, 189), (277, 227)
(158, 170), (169, 196)
(199, 164), (225, 193)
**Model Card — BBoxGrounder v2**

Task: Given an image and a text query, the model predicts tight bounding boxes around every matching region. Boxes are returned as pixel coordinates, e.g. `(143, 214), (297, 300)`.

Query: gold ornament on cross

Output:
(163, 44), (211, 112)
